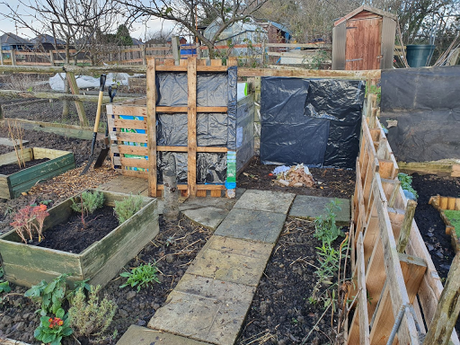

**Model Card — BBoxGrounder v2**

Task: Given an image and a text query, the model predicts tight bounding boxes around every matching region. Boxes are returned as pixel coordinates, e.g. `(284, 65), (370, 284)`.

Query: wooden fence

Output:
(348, 93), (460, 344)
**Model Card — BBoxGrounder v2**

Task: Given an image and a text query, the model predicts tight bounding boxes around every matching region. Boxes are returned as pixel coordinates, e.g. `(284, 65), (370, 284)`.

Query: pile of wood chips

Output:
(275, 164), (315, 188)
(26, 161), (120, 204)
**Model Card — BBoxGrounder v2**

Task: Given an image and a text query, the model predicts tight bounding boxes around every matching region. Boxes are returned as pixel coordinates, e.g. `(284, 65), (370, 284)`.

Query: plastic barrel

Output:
(406, 44), (435, 67)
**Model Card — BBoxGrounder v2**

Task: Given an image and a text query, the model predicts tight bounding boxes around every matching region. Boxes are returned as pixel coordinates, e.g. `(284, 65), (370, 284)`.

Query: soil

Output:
(0, 158), (50, 175)
(33, 206), (119, 254)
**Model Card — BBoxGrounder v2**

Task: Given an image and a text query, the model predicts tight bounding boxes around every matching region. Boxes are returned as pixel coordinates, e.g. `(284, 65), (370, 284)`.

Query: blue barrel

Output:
(180, 44), (197, 57)
(406, 45), (435, 67)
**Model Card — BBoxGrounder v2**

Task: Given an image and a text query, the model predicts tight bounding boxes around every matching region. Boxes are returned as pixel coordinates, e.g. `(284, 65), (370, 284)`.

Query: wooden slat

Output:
(115, 132), (147, 143)
(187, 57), (197, 197)
(112, 105), (147, 117)
(196, 190), (207, 197)
(118, 146), (148, 156)
(211, 190), (222, 197)
(113, 119), (147, 130)
(146, 58), (157, 197)
(156, 106), (228, 113)
(120, 157), (148, 169)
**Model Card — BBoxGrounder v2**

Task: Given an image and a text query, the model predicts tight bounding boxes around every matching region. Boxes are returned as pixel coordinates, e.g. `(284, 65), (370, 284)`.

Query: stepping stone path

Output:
(112, 182), (351, 345)
(118, 189), (295, 345)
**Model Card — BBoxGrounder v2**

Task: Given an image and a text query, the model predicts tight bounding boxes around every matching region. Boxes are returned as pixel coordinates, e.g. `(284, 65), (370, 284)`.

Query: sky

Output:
(0, 0), (177, 41)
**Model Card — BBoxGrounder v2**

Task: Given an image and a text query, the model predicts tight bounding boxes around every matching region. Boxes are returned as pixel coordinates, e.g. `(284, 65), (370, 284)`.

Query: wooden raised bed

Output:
(0, 190), (158, 287)
(429, 195), (460, 252)
(0, 147), (75, 199)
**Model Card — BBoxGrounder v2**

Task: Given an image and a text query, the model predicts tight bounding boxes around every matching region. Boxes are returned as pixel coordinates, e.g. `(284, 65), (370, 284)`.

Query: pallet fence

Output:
(348, 93), (460, 344)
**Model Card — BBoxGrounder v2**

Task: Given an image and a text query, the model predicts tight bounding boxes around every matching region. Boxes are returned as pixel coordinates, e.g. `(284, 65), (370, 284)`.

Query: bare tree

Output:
(0, 0), (119, 121)
(115, 0), (270, 57)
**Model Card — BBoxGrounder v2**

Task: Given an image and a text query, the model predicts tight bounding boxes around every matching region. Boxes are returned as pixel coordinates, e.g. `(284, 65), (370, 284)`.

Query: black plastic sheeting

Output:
(154, 67), (239, 184)
(380, 66), (460, 162)
(260, 77), (365, 168)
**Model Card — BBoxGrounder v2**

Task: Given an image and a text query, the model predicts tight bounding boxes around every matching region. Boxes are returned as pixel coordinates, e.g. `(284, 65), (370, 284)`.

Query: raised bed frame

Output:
(0, 190), (158, 288)
(0, 147), (75, 199)
(429, 195), (460, 252)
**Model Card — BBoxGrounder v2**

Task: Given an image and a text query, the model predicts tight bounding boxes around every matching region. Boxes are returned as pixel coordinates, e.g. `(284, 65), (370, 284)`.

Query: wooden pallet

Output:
(107, 57), (237, 198)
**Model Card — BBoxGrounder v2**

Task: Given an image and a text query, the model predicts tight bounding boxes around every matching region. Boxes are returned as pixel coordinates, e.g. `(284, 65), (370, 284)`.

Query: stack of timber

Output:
(348, 93), (460, 344)
(107, 57), (241, 198)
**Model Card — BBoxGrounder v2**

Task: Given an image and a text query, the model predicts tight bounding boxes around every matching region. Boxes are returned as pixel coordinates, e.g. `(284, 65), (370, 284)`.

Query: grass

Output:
(444, 209), (460, 238)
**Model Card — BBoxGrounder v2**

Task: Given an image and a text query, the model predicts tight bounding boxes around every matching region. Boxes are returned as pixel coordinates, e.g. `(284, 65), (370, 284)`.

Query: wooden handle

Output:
(93, 90), (104, 132)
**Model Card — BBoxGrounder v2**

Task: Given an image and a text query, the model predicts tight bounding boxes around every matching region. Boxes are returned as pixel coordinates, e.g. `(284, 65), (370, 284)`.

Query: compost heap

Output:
(273, 164), (315, 187)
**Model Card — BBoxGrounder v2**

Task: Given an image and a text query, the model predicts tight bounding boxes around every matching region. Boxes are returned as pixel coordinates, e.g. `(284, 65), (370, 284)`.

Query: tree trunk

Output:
(163, 154), (179, 222)
(62, 75), (69, 121)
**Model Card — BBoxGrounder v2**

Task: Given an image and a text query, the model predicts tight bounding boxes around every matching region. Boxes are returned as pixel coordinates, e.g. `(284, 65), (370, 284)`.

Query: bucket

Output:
(406, 44), (435, 67)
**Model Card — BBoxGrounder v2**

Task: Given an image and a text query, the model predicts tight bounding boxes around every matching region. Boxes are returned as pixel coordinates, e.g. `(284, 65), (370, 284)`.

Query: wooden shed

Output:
(332, 5), (396, 70)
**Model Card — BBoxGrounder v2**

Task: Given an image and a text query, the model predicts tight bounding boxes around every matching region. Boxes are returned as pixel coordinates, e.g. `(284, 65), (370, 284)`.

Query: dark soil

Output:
(238, 157), (356, 198)
(33, 206), (119, 254)
(0, 158), (50, 175)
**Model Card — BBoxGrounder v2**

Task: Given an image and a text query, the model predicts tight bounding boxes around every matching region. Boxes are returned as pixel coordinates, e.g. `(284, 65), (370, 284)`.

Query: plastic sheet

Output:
(260, 77), (364, 168)
(380, 66), (460, 162)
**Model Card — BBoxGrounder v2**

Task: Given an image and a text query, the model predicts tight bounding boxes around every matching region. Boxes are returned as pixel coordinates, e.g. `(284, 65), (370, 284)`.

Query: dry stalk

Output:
(6, 119), (25, 168)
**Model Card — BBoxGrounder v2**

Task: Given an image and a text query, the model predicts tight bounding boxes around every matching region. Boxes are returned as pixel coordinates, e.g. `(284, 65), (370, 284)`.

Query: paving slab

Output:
(215, 208), (286, 243)
(187, 236), (273, 286)
(182, 206), (229, 230)
(289, 195), (351, 225)
(233, 189), (295, 214)
(117, 325), (212, 345)
(148, 275), (255, 345)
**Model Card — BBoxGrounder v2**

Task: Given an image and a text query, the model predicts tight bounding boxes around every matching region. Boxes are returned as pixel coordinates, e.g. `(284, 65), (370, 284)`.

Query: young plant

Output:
(314, 199), (343, 246)
(114, 194), (143, 224)
(71, 190), (105, 215)
(10, 204), (49, 243)
(34, 308), (73, 345)
(398, 173), (418, 200)
(69, 285), (117, 340)
(119, 263), (161, 292)
(25, 274), (68, 316)
(0, 268), (11, 294)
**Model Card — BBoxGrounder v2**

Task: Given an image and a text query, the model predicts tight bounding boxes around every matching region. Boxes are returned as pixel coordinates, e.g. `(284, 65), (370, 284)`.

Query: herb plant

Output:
(120, 263), (161, 292)
(114, 194), (143, 224)
(71, 190), (105, 215)
(69, 285), (117, 340)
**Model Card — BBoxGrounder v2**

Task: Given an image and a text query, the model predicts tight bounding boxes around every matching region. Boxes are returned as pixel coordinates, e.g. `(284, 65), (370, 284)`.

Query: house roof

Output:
(334, 5), (397, 26)
(30, 34), (65, 45)
(268, 21), (291, 35)
(0, 32), (30, 45)
(131, 37), (143, 45)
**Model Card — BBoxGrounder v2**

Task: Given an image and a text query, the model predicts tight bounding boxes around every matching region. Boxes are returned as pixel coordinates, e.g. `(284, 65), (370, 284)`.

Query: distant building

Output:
(258, 21), (291, 44)
(30, 34), (66, 51)
(0, 32), (33, 50)
(131, 37), (144, 46)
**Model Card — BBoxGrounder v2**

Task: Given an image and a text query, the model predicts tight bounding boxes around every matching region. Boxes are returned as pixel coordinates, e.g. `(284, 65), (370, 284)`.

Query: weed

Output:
(0, 268), (11, 294)
(314, 199), (343, 246)
(120, 263), (161, 292)
(444, 209), (460, 238)
(365, 84), (381, 104)
(398, 173), (418, 199)
(71, 190), (105, 215)
(34, 308), (73, 345)
(114, 194), (143, 224)
(10, 204), (49, 243)
(69, 285), (117, 340)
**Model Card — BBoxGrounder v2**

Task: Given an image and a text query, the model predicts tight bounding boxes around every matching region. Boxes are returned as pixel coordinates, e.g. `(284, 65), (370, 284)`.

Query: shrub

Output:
(114, 194), (143, 224)
(71, 190), (104, 215)
(69, 285), (117, 340)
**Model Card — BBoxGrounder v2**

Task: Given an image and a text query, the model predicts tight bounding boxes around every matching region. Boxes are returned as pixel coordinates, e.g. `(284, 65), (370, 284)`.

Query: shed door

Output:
(345, 17), (382, 70)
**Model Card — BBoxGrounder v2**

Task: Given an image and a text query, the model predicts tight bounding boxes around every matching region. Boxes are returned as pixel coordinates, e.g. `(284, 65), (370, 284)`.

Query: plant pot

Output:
(0, 190), (159, 287)
(406, 44), (435, 67)
(0, 147), (75, 199)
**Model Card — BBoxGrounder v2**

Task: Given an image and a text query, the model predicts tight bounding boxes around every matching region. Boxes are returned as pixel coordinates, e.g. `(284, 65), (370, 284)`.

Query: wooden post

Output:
(0, 46), (3, 65)
(49, 50), (55, 66)
(187, 57), (197, 197)
(146, 58), (157, 198)
(396, 199), (417, 253)
(66, 72), (89, 127)
(11, 50), (16, 66)
(261, 41), (266, 66)
(172, 36), (180, 66)
(424, 252), (460, 345)
(0, 104), (3, 120)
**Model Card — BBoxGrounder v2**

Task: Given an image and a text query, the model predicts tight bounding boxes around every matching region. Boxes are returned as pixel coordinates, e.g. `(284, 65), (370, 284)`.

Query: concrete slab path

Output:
(289, 195), (350, 226)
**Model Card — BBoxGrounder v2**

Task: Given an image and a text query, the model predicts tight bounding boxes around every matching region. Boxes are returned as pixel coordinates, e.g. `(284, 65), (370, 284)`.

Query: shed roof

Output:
(334, 5), (397, 26)
(0, 32), (30, 45)
(30, 34), (65, 45)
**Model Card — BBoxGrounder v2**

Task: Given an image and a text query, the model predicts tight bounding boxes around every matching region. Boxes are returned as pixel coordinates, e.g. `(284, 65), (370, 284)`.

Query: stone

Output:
(233, 189), (295, 214)
(117, 325), (212, 345)
(118, 309), (129, 318)
(1, 315), (12, 325)
(182, 207), (229, 230)
(165, 254), (174, 263)
(289, 195), (351, 226)
(215, 208), (286, 243)
(126, 291), (137, 300)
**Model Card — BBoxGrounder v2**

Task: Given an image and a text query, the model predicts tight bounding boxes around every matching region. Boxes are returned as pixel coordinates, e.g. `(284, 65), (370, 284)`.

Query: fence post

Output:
(172, 36), (180, 66)
(49, 50), (55, 66)
(11, 50), (16, 66)
(262, 41), (266, 66)
(142, 44), (147, 65)
(0, 46), (3, 65)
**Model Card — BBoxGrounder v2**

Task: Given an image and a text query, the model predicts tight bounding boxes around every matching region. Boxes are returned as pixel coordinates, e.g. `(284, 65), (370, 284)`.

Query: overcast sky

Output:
(0, 0), (177, 41)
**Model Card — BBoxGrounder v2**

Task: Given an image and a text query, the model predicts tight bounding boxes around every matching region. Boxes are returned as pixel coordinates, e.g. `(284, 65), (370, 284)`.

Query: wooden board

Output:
(187, 57), (197, 197)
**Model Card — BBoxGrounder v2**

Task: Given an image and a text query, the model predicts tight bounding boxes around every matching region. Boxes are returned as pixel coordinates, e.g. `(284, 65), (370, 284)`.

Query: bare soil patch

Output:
(0, 158), (49, 175)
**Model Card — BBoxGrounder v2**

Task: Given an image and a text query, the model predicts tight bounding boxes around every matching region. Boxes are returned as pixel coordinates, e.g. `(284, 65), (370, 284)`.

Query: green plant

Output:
(71, 190), (104, 215)
(398, 173), (418, 199)
(25, 274), (68, 316)
(309, 49), (329, 70)
(314, 200), (343, 246)
(0, 268), (11, 294)
(120, 263), (161, 292)
(365, 84), (381, 104)
(34, 308), (73, 345)
(69, 285), (117, 340)
(444, 209), (460, 238)
(114, 194), (143, 224)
